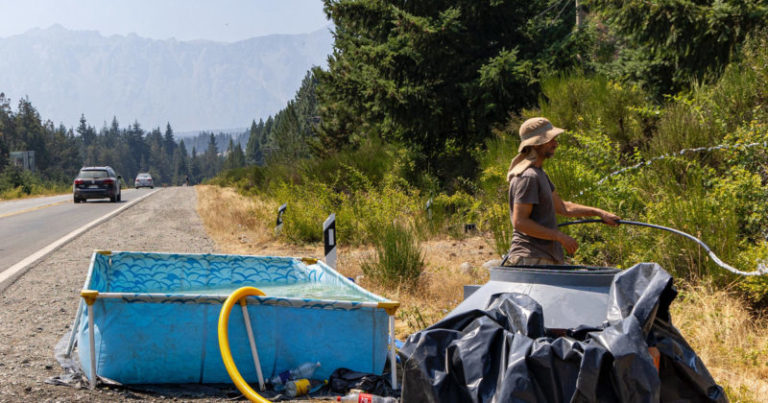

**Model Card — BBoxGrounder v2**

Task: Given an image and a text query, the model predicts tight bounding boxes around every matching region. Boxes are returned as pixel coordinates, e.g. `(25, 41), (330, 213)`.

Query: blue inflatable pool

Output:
(75, 251), (393, 384)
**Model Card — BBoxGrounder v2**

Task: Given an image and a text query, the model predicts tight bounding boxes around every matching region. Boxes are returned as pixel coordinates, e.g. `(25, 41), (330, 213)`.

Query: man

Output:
(506, 117), (620, 266)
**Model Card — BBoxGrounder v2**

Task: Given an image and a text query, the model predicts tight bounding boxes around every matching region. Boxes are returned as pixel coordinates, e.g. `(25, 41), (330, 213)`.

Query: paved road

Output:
(0, 188), (155, 272)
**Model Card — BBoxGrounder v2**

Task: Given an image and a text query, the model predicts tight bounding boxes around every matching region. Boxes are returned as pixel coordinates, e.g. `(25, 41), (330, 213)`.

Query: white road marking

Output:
(0, 189), (161, 291)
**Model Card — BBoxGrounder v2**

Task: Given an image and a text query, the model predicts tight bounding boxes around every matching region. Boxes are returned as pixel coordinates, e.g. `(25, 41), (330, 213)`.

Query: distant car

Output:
(73, 166), (122, 203)
(134, 173), (154, 189)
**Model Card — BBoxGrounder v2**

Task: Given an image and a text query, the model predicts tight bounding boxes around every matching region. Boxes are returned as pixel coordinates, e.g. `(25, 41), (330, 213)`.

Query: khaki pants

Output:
(505, 255), (559, 266)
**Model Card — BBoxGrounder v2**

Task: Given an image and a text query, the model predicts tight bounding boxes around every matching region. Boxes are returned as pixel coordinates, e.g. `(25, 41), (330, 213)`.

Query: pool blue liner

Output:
(76, 251), (391, 384)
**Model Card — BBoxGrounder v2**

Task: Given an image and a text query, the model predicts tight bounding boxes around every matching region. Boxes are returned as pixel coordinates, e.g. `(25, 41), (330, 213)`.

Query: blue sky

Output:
(0, 0), (330, 42)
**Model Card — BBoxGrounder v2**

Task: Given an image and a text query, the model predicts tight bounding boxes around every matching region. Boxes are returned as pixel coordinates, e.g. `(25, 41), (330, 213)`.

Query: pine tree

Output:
(589, 0), (768, 95)
(203, 133), (220, 178)
(164, 123), (176, 160)
(316, 0), (574, 181)
(245, 119), (265, 165)
(172, 139), (189, 185)
(0, 93), (12, 170)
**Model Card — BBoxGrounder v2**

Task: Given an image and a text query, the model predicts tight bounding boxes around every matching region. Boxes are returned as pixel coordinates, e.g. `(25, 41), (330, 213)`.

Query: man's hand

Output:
(557, 232), (578, 254)
(600, 211), (621, 226)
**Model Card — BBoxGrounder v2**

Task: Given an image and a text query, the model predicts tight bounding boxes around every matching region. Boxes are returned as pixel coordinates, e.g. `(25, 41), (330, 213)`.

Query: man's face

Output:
(536, 138), (558, 159)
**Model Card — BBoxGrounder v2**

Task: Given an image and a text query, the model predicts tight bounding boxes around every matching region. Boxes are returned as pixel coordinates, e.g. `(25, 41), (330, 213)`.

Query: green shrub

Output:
(426, 191), (482, 238)
(0, 167), (69, 200)
(647, 97), (721, 157)
(538, 74), (648, 147)
(272, 182), (345, 244)
(735, 241), (768, 306)
(361, 221), (424, 288)
(482, 203), (513, 257)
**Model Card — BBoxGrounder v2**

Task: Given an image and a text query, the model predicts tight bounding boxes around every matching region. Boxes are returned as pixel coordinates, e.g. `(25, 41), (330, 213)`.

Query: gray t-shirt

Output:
(507, 166), (564, 263)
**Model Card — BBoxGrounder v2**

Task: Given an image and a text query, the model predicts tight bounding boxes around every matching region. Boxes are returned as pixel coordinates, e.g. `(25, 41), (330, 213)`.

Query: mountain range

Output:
(0, 24), (333, 133)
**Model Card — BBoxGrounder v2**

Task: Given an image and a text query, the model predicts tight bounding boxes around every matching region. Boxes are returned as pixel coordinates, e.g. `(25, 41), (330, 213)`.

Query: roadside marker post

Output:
(275, 203), (287, 234)
(323, 213), (337, 269)
(426, 198), (433, 221)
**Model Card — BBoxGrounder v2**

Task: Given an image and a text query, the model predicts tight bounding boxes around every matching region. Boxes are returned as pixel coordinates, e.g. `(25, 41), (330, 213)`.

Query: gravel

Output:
(0, 187), (248, 402)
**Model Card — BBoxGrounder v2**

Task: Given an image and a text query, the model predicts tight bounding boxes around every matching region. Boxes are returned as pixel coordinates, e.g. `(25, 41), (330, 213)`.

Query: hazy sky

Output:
(0, 0), (330, 42)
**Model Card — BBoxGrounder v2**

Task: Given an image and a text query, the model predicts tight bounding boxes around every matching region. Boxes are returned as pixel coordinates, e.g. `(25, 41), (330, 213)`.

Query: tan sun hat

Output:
(507, 117), (564, 180)
(517, 117), (564, 153)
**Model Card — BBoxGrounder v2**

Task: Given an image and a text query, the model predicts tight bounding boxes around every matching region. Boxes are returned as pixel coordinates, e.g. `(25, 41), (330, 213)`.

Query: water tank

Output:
(451, 265), (619, 330)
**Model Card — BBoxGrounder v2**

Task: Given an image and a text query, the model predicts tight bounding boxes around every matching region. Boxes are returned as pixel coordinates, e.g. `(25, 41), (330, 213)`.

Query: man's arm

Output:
(513, 202), (578, 254)
(552, 191), (620, 225)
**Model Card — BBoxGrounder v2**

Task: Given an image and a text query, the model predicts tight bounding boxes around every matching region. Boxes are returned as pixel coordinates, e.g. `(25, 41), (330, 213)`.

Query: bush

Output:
(361, 221), (424, 288)
(0, 167), (69, 200)
(482, 203), (513, 257)
(426, 191), (481, 238)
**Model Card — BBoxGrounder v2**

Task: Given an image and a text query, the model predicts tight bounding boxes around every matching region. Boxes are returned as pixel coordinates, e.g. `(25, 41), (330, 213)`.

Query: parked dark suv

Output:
(73, 166), (122, 203)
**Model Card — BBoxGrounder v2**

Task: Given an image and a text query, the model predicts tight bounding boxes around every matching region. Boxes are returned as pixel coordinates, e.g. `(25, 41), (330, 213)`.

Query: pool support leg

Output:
(240, 298), (266, 391)
(389, 314), (397, 390)
(65, 300), (84, 357)
(80, 290), (99, 389)
(378, 301), (400, 390)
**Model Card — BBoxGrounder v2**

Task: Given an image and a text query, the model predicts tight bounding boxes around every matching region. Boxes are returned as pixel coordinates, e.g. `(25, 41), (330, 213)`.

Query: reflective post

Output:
(323, 213), (337, 269)
(275, 203), (287, 234)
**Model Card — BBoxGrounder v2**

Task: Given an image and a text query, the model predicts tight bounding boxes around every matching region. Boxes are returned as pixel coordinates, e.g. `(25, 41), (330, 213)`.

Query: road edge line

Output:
(0, 188), (162, 293)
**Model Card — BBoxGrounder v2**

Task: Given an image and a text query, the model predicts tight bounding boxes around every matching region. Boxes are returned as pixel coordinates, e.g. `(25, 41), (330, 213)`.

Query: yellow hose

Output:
(218, 286), (270, 403)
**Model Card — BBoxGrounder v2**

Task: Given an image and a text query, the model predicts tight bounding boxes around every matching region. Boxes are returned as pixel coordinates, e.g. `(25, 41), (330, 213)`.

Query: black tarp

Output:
(398, 263), (727, 402)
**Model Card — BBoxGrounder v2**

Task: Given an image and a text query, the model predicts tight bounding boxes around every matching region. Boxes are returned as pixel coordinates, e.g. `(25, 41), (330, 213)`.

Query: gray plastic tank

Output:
(451, 265), (619, 330)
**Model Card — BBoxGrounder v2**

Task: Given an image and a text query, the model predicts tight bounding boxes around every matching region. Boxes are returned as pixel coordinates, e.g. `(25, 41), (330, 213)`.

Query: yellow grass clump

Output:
(671, 282), (768, 402)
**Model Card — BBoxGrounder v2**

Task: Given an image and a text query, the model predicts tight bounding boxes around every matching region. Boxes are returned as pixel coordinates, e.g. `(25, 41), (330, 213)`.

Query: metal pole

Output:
(87, 303), (96, 389)
(65, 300), (84, 357)
(389, 314), (397, 390)
(240, 299), (266, 391)
(80, 290), (99, 389)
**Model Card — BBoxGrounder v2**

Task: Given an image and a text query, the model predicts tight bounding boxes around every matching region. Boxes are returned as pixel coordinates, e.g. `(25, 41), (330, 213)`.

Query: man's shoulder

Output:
(510, 167), (539, 188)
(518, 166), (545, 180)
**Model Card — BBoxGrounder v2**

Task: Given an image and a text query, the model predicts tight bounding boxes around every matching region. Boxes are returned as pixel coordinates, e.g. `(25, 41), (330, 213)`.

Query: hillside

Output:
(0, 24), (332, 132)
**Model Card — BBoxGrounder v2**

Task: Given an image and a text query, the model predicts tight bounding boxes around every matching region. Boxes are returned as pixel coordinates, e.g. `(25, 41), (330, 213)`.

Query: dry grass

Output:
(196, 185), (318, 257)
(672, 282), (768, 402)
(195, 185), (768, 400)
(196, 185), (491, 338)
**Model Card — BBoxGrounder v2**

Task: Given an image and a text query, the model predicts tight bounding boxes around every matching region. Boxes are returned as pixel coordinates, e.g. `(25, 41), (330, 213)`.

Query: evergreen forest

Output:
(2, 0), (768, 296)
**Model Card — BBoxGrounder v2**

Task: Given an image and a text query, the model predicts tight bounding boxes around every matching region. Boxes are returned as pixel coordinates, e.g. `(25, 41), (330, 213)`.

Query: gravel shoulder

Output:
(0, 187), (234, 402)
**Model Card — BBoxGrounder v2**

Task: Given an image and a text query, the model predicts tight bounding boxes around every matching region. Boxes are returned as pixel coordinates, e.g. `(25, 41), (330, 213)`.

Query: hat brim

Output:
(517, 126), (564, 153)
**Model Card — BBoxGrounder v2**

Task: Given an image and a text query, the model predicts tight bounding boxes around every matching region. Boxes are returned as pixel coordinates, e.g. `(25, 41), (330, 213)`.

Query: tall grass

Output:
(673, 281), (768, 402)
(361, 221), (425, 288)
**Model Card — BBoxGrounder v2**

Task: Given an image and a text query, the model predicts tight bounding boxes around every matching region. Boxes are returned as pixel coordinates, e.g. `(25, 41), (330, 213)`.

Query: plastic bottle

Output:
(269, 361), (321, 387)
(285, 378), (311, 397)
(337, 392), (398, 403)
